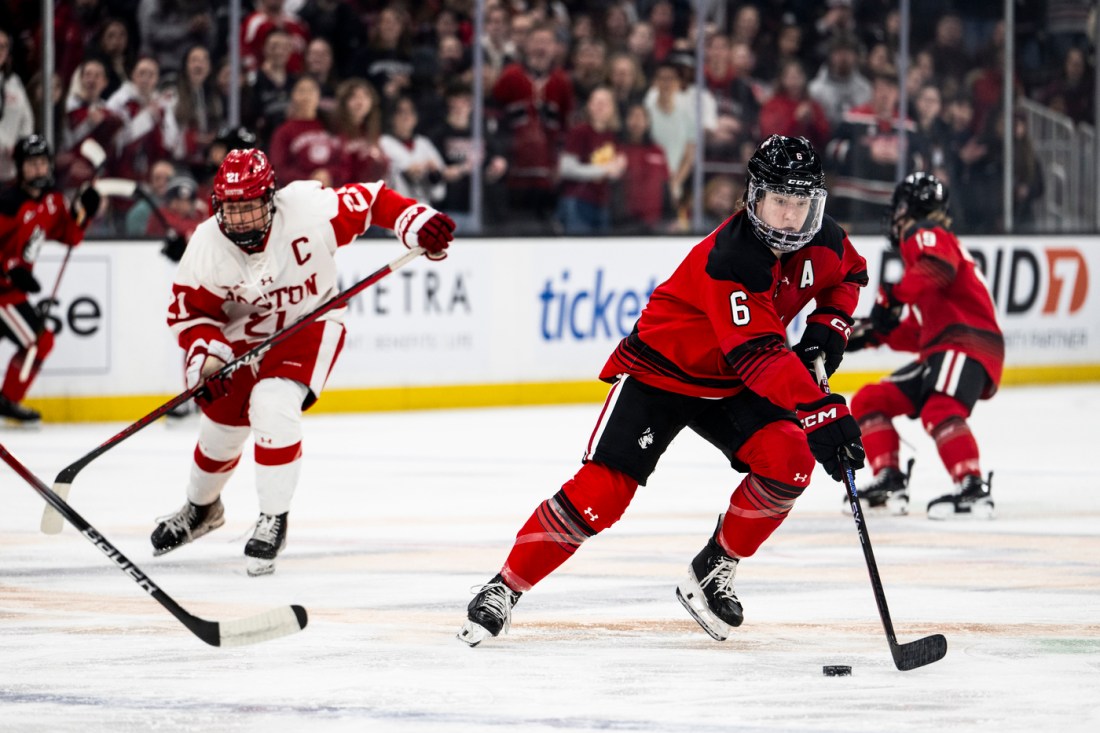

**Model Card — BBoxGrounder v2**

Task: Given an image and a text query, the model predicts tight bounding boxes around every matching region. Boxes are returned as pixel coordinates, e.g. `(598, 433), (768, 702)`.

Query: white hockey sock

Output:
(250, 378), (308, 515)
(187, 415), (250, 505)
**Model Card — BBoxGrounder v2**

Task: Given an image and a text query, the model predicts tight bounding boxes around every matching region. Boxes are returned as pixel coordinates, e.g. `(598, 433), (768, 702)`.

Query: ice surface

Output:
(1, 385), (1098, 732)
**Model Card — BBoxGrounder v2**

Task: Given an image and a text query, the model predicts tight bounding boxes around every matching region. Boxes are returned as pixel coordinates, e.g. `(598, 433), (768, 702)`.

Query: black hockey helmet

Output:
(888, 171), (948, 247)
(14, 134), (55, 190)
(745, 134), (827, 252)
(214, 125), (258, 152)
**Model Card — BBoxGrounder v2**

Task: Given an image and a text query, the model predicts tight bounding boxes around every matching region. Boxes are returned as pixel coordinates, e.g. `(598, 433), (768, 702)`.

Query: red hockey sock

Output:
(858, 412), (901, 473)
(501, 462), (636, 592)
(718, 473), (805, 558)
(929, 417), (981, 482)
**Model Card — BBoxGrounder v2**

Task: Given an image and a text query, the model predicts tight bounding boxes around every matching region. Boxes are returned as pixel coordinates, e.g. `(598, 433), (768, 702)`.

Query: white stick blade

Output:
(94, 178), (138, 198)
(79, 138), (107, 169)
(217, 605), (308, 647)
(40, 482), (70, 535)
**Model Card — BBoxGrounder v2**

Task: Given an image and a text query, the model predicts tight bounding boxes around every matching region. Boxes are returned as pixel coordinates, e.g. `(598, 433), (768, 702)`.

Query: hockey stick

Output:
(814, 356), (947, 671)
(40, 245), (426, 534)
(17, 141), (109, 382)
(18, 246), (73, 383)
(1, 443), (308, 646)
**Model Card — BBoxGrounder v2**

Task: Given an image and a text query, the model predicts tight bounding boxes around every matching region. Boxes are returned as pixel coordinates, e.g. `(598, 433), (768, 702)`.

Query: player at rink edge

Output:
(458, 134), (869, 646)
(151, 148), (454, 576)
(845, 172), (1003, 519)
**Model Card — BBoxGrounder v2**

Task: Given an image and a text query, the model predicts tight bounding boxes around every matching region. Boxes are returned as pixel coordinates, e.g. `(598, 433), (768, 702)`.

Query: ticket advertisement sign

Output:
(17, 235), (1099, 406)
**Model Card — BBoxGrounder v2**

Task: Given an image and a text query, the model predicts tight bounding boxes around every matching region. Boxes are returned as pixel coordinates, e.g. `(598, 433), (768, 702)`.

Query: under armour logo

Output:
(638, 428), (654, 449)
(584, 507), (599, 522)
(793, 472), (808, 483)
(260, 276), (274, 286)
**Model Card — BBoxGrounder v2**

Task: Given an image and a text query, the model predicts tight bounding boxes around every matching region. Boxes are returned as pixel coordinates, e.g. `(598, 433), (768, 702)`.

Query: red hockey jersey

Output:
(601, 211), (867, 410)
(883, 221), (1004, 394)
(0, 186), (84, 306)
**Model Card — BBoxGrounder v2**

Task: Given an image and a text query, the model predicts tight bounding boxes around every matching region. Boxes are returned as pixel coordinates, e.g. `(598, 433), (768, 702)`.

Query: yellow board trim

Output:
(22, 365), (1100, 423)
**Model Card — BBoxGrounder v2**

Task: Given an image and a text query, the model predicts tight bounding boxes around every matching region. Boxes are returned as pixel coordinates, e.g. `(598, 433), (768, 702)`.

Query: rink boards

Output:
(9, 235), (1100, 421)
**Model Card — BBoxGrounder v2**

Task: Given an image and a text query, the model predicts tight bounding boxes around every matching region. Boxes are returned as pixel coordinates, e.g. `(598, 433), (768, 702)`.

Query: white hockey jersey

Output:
(168, 179), (400, 353)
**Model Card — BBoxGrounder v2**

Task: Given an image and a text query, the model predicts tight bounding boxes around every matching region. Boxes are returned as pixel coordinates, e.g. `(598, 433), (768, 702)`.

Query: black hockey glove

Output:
(793, 310), (853, 377)
(797, 394), (866, 481)
(8, 267), (41, 294)
(845, 318), (882, 352)
(71, 184), (102, 228)
(161, 229), (187, 262)
(869, 284), (903, 335)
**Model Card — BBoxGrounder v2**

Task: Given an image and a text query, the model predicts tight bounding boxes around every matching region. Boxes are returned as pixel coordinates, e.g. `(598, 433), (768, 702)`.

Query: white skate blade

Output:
(675, 572), (731, 641)
(927, 498), (995, 521)
(247, 557), (277, 576)
(456, 619), (492, 647)
(885, 492), (910, 516)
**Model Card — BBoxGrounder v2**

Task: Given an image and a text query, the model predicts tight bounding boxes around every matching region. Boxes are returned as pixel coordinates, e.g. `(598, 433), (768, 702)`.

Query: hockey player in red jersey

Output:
(0, 135), (100, 424)
(846, 172), (1002, 519)
(151, 148), (454, 575)
(458, 135), (868, 646)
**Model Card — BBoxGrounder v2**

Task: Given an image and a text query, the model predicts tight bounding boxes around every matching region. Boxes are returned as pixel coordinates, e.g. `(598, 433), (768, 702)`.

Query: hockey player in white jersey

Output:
(151, 148), (454, 575)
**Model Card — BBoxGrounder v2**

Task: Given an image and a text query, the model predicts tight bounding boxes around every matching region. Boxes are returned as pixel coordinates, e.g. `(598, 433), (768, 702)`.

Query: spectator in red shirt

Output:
(105, 55), (181, 182)
(331, 78), (389, 187)
(557, 87), (627, 234)
(61, 58), (122, 188)
(758, 59), (831, 152)
(268, 75), (338, 186)
(241, 0), (310, 75)
(491, 23), (574, 232)
(615, 102), (670, 233)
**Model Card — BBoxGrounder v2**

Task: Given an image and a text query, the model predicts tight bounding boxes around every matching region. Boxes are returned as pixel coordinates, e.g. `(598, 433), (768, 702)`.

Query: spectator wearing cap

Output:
(758, 59), (831, 152)
(146, 174), (206, 239)
(824, 68), (928, 227)
(125, 159), (176, 235)
(808, 32), (871, 126)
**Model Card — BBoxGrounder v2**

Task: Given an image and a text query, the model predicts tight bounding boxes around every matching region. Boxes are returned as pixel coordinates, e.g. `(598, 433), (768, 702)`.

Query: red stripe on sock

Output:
(254, 441), (303, 466)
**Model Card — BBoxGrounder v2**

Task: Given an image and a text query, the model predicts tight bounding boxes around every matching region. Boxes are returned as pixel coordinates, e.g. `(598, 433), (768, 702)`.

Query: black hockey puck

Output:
(822, 665), (852, 676)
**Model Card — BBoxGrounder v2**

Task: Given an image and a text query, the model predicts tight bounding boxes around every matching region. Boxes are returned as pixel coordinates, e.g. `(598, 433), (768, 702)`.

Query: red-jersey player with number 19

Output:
(846, 172), (1003, 519)
(152, 148), (454, 576)
(457, 135), (868, 646)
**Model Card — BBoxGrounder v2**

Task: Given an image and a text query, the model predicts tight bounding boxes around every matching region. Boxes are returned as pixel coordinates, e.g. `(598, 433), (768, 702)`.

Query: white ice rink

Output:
(1, 384), (1098, 733)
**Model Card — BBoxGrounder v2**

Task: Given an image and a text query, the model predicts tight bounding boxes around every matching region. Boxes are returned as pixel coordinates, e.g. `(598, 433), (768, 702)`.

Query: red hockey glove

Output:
(395, 203), (455, 260)
(797, 394), (866, 481)
(185, 338), (235, 405)
(793, 309), (853, 377)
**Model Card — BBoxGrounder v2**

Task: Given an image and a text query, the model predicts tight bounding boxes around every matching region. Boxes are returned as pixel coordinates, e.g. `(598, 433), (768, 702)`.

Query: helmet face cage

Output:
(14, 134), (55, 190)
(745, 135), (827, 252)
(212, 149), (277, 253)
(745, 179), (827, 252)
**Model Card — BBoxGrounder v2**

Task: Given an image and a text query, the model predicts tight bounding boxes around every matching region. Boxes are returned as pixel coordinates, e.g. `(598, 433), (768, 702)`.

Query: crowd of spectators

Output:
(1, 0), (1095, 237)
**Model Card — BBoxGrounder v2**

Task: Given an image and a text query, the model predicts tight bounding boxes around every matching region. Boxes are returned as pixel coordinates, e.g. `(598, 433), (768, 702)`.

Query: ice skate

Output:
(150, 498), (225, 555)
(927, 472), (994, 520)
(676, 519), (743, 641)
(244, 512), (288, 576)
(457, 573), (521, 647)
(0, 395), (41, 427)
(846, 459), (914, 516)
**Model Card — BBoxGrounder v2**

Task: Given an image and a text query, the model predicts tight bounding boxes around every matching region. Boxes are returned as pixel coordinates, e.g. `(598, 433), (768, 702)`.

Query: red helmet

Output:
(212, 148), (277, 252)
